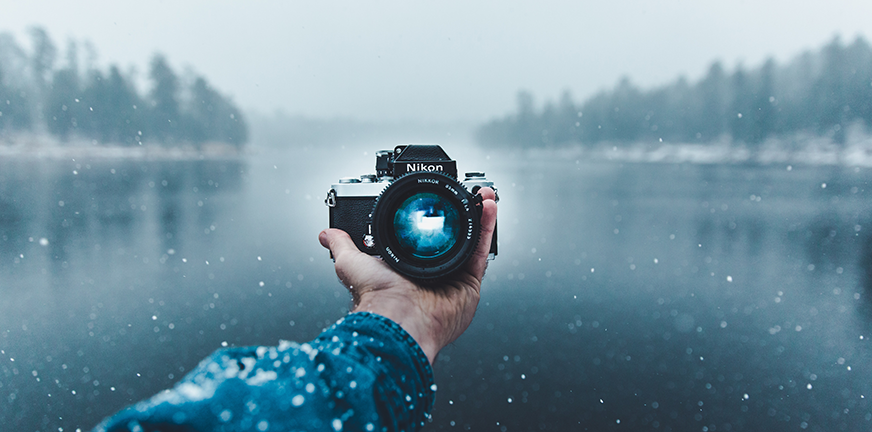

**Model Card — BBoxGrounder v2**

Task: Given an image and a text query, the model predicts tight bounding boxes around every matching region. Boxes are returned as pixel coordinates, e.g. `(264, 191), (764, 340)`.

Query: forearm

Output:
(93, 312), (436, 432)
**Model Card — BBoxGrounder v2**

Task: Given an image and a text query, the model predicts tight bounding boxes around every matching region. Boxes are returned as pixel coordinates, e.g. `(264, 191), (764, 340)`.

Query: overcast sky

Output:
(1, 1), (870, 122)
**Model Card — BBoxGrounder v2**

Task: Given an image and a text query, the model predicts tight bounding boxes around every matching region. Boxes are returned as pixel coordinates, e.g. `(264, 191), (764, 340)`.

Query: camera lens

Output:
(372, 172), (481, 279)
(392, 192), (462, 259)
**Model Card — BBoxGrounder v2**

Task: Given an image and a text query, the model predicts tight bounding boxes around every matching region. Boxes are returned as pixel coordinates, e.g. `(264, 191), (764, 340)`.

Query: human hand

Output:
(318, 187), (497, 365)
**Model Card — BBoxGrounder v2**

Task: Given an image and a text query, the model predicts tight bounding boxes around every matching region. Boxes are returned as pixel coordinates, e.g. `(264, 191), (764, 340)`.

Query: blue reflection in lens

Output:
(393, 192), (462, 259)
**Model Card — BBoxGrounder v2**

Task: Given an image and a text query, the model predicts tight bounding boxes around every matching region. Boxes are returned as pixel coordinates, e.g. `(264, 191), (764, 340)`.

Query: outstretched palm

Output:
(319, 187), (498, 364)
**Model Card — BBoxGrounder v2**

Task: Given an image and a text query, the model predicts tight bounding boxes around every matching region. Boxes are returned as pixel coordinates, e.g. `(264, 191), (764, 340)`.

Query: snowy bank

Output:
(0, 133), (243, 161)
(515, 133), (872, 168)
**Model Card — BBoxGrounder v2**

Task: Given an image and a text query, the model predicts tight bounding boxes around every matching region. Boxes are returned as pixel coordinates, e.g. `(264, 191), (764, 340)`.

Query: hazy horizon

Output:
(2, 1), (871, 123)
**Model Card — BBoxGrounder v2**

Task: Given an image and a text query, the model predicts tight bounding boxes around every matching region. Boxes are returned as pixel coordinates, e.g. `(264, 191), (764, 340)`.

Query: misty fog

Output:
(2, 3), (872, 431)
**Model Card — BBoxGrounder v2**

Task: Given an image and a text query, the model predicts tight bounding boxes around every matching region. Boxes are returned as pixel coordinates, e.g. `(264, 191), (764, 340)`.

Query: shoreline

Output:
(4, 132), (872, 168)
(0, 133), (244, 161)
(492, 133), (872, 168)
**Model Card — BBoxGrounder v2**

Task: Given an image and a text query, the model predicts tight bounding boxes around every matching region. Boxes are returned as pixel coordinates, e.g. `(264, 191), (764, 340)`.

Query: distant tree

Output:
(187, 76), (248, 146)
(45, 41), (83, 140)
(475, 89), (546, 146)
(78, 69), (107, 139)
(512, 90), (542, 146)
(0, 62), (32, 132)
(663, 77), (694, 141)
(749, 58), (777, 144)
(148, 54), (181, 143)
(28, 27), (56, 122)
(695, 61), (728, 141)
(638, 87), (666, 140)
(0, 33), (29, 87)
(545, 89), (579, 144)
(477, 38), (872, 149)
(636, 77), (691, 143)
(76, 66), (142, 144)
(0, 64), (11, 131)
(608, 77), (645, 142)
(481, 36), (872, 148)
(815, 37), (849, 144)
(729, 66), (754, 143)
(516, 90), (534, 119)
(514, 90), (537, 143)
(577, 90), (610, 143)
(64, 39), (79, 76)
(0, 33), (34, 132)
(775, 51), (813, 134)
(101, 66), (143, 144)
(845, 37), (872, 128)
(0, 64), (8, 130)
(184, 78), (210, 143)
(44, 67), (80, 139)
(0, 31), (246, 147)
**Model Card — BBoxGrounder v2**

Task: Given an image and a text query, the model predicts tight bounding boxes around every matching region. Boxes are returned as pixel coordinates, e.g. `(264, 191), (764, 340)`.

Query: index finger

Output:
(467, 188), (498, 281)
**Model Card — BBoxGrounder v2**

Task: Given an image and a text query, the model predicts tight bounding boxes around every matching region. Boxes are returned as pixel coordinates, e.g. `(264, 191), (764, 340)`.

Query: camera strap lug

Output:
(363, 224), (375, 248)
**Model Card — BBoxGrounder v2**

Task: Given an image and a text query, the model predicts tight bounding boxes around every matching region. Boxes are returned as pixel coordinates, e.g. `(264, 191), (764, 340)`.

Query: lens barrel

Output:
(372, 171), (481, 280)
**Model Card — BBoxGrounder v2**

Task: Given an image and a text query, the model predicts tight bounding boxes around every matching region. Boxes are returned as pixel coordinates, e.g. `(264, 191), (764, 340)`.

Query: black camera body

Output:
(326, 144), (497, 279)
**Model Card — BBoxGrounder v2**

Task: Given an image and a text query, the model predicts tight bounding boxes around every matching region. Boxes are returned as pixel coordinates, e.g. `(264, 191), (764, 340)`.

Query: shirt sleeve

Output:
(92, 312), (436, 432)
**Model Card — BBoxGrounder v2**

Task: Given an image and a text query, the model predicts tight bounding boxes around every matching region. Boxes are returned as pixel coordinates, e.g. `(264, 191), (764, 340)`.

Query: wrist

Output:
(352, 292), (442, 365)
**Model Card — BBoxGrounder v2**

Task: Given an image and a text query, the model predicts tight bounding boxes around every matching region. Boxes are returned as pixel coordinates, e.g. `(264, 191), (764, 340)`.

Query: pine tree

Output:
(749, 58), (777, 145)
(148, 54), (180, 143)
(695, 62), (728, 141)
(45, 41), (82, 140)
(102, 66), (142, 144)
(816, 37), (849, 144)
(0, 61), (32, 132)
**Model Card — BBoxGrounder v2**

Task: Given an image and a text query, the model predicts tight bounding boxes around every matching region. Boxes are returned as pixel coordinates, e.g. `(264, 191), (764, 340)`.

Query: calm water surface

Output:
(1, 147), (871, 432)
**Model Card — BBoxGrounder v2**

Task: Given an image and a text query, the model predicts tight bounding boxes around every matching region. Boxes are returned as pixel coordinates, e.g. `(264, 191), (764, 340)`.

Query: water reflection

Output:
(440, 159), (872, 432)
(0, 157), (249, 429)
(1, 153), (872, 432)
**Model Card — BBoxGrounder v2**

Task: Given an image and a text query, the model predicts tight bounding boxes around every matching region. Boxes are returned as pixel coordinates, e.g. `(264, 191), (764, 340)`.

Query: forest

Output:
(477, 36), (872, 148)
(0, 27), (247, 147)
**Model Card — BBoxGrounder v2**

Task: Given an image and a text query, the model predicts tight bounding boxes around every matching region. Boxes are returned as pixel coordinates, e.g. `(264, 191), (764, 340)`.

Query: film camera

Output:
(325, 144), (497, 280)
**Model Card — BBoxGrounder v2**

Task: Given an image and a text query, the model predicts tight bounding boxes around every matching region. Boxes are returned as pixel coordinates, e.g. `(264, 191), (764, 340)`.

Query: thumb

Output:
(319, 228), (359, 261)
(319, 228), (374, 301)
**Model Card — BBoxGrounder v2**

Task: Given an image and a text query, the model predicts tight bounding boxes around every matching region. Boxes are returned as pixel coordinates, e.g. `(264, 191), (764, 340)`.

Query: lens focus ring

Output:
(371, 171), (481, 280)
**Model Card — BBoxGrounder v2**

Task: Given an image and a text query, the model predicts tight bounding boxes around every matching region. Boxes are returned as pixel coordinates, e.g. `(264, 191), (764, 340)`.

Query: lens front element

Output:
(372, 171), (481, 279)
(392, 192), (462, 259)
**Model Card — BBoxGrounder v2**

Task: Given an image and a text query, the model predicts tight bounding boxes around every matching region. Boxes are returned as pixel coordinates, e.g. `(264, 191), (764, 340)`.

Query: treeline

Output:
(0, 27), (247, 147)
(477, 36), (872, 147)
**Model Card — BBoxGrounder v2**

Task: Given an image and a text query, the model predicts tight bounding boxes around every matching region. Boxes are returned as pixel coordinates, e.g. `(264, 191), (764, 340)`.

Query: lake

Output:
(1, 145), (871, 432)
